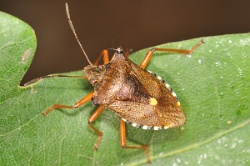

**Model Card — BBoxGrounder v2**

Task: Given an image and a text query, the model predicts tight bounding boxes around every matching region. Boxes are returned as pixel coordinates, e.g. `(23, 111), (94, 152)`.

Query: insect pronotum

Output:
(26, 3), (203, 163)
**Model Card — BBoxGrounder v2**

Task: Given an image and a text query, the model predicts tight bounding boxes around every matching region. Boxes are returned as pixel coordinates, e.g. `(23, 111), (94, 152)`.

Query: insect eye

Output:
(116, 48), (123, 54)
(93, 67), (101, 73)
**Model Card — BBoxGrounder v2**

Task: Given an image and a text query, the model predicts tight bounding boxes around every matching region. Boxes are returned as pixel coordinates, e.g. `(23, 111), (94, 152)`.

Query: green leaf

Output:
(0, 11), (249, 165)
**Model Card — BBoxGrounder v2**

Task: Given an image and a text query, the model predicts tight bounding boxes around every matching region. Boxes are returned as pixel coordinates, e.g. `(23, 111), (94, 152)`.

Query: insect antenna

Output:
(65, 3), (93, 66)
(24, 74), (85, 86)
(24, 3), (93, 86)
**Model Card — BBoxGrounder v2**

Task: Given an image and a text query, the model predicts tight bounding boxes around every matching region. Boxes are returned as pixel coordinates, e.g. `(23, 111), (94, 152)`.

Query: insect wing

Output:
(129, 61), (186, 128)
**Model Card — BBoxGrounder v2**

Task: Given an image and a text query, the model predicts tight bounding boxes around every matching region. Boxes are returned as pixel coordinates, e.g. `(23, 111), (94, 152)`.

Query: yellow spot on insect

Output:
(149, 97), (158, 106)
(176, 101), (181, 106)
(164, 125), (169, 129)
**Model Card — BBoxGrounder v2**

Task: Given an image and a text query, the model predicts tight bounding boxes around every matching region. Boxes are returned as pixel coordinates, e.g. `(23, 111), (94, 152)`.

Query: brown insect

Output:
(27, 3), (203, 163)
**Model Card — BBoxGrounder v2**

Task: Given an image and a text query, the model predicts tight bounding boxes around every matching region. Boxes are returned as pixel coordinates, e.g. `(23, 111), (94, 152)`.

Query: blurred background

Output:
(1, 0), (249, 85)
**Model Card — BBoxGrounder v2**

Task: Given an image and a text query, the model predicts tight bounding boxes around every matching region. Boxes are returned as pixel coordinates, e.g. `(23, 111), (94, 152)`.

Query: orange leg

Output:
(120, 118), (150, 163)
(140, 39), (204, 69)
(43, 91), (106, 150)
(86, 50), (111, 149)
(93, 49), (110, 66)
(41, 50), (111, 150)
(82, 50), (110, 80)
(42, 91), (94, 116)
(88, 105), (105, 150)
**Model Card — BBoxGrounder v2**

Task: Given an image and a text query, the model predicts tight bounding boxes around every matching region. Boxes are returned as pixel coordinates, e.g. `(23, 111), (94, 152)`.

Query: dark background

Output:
(1, 1), (249, 85)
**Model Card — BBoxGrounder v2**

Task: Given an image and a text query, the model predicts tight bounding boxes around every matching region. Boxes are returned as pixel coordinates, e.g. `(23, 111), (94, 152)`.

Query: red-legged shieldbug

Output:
(26, 3), (203, 163)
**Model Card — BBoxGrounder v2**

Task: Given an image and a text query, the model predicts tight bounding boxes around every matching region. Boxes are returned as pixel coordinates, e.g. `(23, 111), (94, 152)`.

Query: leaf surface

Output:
(0, 11), (249, 165)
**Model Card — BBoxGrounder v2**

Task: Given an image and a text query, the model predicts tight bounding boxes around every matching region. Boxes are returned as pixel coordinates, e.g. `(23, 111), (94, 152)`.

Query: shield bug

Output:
(26, 3), (204, 163)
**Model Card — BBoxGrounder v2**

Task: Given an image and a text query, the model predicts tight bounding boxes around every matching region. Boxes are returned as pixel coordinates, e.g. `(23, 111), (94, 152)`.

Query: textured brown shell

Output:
(89, 52), (186, 130)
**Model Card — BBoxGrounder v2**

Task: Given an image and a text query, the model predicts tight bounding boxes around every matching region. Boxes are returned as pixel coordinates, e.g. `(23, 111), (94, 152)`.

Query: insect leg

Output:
(42, 91), (94, 116)
(88, 105), (105, 150)
(140, 39), (204, 69)
(93, 49), (110, 66)
(120, 118), (150, 163)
